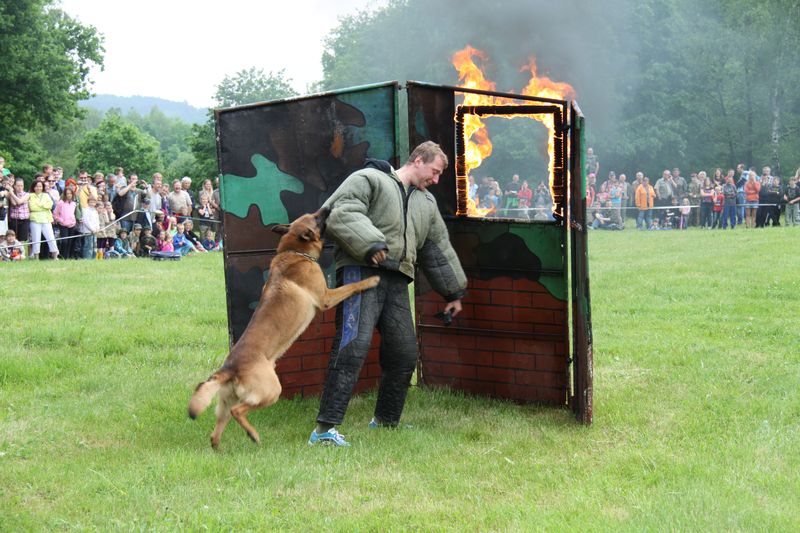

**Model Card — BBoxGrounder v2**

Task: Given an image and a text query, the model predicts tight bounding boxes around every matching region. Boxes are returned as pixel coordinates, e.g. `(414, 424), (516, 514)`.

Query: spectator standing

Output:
(0, 174), (10, 235)
(517, 180), (532, 219)
(115, 167), (127, 188)
(678, 198), (691, 229)
(785, 172), (800, 226)
(735, 164), (748, 224)
(743, 171), (760, 228)
(53, 188), (80, 259)
(114, 173), (148, 232)
(79, 197), (100, 259)
(167, 180), (192, 221)
(197, 193), (217, 232)
(585, 147), (600, 177)
(654, 170), (675, 224)
(688, 172), (702, 226)
(76, 171), (97, 208)
(721, 175), (738, 229)
(7, 177), (31, 242)
(136, 197), (156, 230)
(27, 180), (59, 259)
(635, 176), (655, 230)
(618, 174), (630, 222)
(697, 170), (714, 229)
(671, 168), (688, 200)
(711, 186), (724, 229)
(181, 177), (196, 217)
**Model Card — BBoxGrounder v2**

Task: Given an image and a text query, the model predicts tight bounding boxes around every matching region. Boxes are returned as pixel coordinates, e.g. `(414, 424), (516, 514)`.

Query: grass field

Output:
(2, 228), (799, 531)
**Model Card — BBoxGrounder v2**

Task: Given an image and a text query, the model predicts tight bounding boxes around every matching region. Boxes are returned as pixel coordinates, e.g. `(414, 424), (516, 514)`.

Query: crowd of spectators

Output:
(584, 148), (800, 231)
(467, 173), (555, 220)
(0, 158), (223, 261)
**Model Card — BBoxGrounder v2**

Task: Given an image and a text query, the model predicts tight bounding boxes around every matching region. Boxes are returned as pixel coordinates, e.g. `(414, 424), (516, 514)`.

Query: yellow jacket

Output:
(29, 193), (54, 224)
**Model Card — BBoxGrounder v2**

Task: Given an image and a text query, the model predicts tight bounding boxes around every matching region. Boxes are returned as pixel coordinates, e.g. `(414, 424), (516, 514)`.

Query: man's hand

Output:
(370, 249), (387, 265)
(444, 299), (462, 317)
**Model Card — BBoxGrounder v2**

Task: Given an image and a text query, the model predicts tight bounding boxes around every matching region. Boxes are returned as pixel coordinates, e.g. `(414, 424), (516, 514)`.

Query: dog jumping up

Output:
(188, 206), (379, 449)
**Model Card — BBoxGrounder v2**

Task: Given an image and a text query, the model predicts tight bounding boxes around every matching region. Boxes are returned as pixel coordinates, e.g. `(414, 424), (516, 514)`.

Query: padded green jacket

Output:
(323, 160), (467, 302)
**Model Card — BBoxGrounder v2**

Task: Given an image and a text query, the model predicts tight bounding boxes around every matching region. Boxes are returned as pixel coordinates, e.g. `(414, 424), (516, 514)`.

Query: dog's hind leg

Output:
(230, 367), (282, 445)
(210, 385), (235, 449)
(230, 403), (261, 444)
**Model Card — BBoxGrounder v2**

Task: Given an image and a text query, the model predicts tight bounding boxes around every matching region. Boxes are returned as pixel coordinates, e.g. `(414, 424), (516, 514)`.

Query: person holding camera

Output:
(114, 173), (149, 232)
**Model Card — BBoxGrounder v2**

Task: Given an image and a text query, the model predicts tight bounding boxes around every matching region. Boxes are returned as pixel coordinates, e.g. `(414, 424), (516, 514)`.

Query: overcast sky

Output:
(59, 0), (386, 109)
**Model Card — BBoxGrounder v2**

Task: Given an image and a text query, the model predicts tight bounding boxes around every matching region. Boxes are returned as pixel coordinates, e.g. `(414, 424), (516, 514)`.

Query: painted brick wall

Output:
(418, 275), (568, 405)
(277, 308), (381, 398)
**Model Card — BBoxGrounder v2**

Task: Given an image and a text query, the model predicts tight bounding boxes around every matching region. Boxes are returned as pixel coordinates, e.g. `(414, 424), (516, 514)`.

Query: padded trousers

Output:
(316, 266), (417, 427)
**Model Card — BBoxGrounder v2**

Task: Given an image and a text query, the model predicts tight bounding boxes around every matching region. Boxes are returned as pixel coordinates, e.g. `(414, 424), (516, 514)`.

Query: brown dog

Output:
(188, 206), (379, 448)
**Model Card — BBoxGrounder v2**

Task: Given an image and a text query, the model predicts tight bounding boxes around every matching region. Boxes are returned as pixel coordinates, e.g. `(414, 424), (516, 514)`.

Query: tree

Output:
(188, 68), (300, 178)
(77, 112), (162, 175)
(0, 1), (103, 175)
(214, 68), (298, 108)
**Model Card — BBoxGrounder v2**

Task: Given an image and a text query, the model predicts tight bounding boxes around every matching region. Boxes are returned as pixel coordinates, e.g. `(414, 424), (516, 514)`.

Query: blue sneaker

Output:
(308, 428), (350, 446)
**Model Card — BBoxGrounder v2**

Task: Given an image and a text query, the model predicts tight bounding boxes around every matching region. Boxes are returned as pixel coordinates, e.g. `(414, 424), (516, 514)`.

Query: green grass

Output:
(1, 229), (799, 531)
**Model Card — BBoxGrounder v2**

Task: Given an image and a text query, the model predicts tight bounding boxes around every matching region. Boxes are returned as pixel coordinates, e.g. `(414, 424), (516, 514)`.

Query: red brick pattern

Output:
(277, 308), (381, 399)
(418, 275), (569, 405)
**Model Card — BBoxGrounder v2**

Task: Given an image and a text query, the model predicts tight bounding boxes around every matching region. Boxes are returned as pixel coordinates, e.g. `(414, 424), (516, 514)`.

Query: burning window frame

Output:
(450, 87), (569, 223)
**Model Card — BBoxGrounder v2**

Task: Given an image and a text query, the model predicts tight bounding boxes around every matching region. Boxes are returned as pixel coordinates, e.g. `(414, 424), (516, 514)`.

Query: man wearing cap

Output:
(128, 223), (143, 255)
(136, 197), (156, 229)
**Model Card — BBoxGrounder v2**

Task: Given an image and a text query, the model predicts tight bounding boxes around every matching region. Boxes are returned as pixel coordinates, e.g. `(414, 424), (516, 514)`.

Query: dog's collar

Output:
(283, 250), (318, 263)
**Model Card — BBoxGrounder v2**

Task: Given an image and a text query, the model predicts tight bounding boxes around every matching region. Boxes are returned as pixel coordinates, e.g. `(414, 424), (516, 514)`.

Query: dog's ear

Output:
(299, 228), (315, 242)
(271, 224), (290, 235)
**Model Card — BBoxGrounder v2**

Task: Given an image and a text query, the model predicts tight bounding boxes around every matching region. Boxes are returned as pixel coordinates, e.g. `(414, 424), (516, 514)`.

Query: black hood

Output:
(364, 158), (393, 174)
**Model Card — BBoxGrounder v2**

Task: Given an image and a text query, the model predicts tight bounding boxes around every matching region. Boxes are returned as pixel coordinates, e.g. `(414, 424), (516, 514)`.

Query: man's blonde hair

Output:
(406, 141), (448, 168)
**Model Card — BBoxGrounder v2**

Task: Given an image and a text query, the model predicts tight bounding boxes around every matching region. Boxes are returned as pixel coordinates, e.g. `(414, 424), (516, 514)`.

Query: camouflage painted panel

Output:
(217, 84), (399, 255)
(225, 249), (337, 343)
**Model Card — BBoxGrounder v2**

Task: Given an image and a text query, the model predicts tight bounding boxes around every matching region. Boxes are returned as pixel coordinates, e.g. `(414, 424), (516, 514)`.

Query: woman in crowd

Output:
(53, 187), (80, 259)
(26, 179), (59, 259)
(699, 174), (715, 228)
(712, 168), (724, 187)
(743, 170), (760, 228)
(6, 177), (30, 242)
(517, 180), (533, 219)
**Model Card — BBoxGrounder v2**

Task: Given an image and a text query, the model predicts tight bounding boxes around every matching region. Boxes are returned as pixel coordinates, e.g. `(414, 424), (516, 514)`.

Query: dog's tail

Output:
(188, 368), (234, 419)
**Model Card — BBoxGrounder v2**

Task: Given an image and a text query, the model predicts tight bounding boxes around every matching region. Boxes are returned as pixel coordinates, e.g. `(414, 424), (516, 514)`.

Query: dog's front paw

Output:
(364, 275), (380, 288)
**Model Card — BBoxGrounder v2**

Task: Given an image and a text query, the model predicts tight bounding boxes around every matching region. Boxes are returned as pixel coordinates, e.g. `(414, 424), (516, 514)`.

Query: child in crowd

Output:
(96, 202), (109, 258)
(155, 228), (173, 252)
(197, 193), (216, 230)
(0, 230), (25, 261)
(139, 227), (157, 256)
(712, 185), (724, 229)
(128, 223), (142, 256)
(166, 216), (178, 239)
(182, 220), (207, 253)
(80, 197), (100, 259)
(679, 198), (691, 229)
(201, 229), (218, 251)
(172, 223), (194, 256)
(111, 229), (135, 258)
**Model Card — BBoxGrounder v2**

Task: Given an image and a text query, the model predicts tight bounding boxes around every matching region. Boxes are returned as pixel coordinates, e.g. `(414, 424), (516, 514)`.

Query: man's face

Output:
(672, 169), (680, 178)
(412, 156), (445, 190)
(512, 174), (519, 183)
(663, 171), (671, 179)
(173, 182), (182, 193)
(181, 180), (190, 190)
(763, 167), (771, 176)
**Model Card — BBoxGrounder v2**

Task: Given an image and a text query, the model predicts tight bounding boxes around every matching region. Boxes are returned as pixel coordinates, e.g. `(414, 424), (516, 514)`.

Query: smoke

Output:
(325, 0), (637, 150)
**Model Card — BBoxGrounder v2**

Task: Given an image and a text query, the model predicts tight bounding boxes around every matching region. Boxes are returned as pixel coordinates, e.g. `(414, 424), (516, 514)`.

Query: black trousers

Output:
(317, 266), (417, 427)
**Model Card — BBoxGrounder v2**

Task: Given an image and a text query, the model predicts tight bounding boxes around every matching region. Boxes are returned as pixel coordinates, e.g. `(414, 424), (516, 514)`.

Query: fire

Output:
(452, 45), (575, 217)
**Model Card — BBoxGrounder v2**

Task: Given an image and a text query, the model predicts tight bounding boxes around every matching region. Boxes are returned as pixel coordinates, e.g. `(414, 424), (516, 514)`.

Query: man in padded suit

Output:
(308, 141), (467, 446)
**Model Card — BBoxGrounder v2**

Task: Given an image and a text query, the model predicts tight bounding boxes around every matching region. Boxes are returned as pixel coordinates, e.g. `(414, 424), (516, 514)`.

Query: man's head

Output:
(663, 170), (672, 179)
(404, 141), (448, 190)
(152, 172), (163, 186)
(762, 166), (771, 177)
(635, 171), (643, 180)
(672, 168), (681, 178)
(181, 176), (191, 190)
(511, 174), (519, 183)
(172, 180), (182, 193)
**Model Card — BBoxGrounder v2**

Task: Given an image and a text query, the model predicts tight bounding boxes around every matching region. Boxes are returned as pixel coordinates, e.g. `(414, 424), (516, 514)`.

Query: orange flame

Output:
(452, 46), (575, 217)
